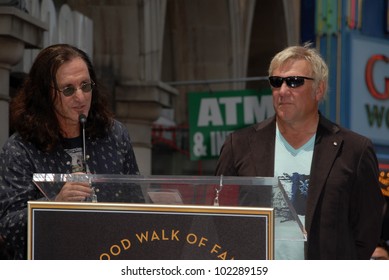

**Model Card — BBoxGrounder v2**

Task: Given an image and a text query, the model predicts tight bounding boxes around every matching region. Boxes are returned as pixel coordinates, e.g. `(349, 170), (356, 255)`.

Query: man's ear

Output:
(315, 80), (326, 101)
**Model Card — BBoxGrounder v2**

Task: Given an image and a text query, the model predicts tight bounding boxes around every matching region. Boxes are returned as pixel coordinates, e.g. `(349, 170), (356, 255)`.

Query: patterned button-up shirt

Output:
(0, 120), (143, 259)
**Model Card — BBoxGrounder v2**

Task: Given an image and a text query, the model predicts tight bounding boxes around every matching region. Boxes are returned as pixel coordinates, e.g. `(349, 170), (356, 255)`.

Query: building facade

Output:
(1, 0), (388, 181)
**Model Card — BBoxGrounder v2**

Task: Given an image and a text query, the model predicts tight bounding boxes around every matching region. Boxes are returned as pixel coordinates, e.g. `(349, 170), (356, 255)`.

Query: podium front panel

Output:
(28, 202), (273, 260)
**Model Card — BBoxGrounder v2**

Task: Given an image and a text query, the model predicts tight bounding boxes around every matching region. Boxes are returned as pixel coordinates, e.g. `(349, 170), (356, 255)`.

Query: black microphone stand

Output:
(78, 114), (97, 202)
(79, 114), (87, 172)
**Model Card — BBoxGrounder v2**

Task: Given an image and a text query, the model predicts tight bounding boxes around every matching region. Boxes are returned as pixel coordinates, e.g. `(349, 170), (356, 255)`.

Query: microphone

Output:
(79, 114), (96, 202)
(79, 114), (87, 172)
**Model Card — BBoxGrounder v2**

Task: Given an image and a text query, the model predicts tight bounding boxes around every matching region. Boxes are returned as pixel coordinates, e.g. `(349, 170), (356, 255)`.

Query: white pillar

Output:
(115, 81), (177, 175)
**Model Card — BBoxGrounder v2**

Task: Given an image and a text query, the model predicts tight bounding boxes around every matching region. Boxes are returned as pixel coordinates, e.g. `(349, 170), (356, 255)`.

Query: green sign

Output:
(188, 89), (273, 160)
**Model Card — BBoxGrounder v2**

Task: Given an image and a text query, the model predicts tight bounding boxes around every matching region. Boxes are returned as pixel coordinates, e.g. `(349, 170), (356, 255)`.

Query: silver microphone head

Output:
(79, 114), (87, 124)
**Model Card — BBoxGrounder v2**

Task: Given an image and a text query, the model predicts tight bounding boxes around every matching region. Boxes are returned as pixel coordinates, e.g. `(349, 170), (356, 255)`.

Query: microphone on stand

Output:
(79, 114), (87, 172)
(79, 114), (97, 202)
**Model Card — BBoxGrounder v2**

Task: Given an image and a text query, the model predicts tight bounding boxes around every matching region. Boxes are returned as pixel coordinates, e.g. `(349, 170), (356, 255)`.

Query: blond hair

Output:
(268, 43), (329, 98)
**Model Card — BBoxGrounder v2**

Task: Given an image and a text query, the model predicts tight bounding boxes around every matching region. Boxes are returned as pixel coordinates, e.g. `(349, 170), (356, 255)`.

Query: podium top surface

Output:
(32, 173), (278, 186)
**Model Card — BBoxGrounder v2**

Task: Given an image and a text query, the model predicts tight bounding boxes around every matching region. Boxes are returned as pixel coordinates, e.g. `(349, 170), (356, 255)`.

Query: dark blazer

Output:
(215, 114), (384, 259)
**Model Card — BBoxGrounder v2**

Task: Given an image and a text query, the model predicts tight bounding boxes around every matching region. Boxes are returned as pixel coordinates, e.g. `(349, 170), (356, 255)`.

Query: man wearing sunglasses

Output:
(215, 44), (384, 260)
(0, 44), (144, 259)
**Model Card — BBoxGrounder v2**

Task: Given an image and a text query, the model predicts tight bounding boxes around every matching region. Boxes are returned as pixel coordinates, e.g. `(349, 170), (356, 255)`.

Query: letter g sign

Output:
(365, 54), (389, 100)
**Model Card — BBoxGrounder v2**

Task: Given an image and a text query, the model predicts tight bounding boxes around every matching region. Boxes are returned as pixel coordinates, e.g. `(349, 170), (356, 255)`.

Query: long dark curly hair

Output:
(10, 44), (113, 152)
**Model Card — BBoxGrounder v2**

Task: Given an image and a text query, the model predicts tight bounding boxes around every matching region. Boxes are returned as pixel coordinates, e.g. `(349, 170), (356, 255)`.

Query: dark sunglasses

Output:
(58, 81), (95, 97)
(268, 76), (314, 88)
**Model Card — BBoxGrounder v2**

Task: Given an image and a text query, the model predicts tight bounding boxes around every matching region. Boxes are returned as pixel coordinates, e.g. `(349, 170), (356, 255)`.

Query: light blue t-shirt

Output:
(274, 124), (315, 259)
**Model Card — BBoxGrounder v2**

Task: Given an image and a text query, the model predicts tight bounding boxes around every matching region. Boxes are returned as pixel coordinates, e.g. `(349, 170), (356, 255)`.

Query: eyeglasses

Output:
(57, 81), (95, 97)
(268, 76), (314, 88)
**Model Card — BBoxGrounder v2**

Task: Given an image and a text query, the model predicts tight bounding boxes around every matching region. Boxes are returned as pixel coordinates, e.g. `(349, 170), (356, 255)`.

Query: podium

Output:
(28, 174), (306, 260)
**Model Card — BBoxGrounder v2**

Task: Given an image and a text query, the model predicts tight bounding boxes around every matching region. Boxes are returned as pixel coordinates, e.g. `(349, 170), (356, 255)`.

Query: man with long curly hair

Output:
(0, 44), (144, 259)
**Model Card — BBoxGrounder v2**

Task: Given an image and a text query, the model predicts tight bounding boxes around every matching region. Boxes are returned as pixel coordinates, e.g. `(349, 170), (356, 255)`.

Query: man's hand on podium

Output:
(55, 173), (93, 202)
